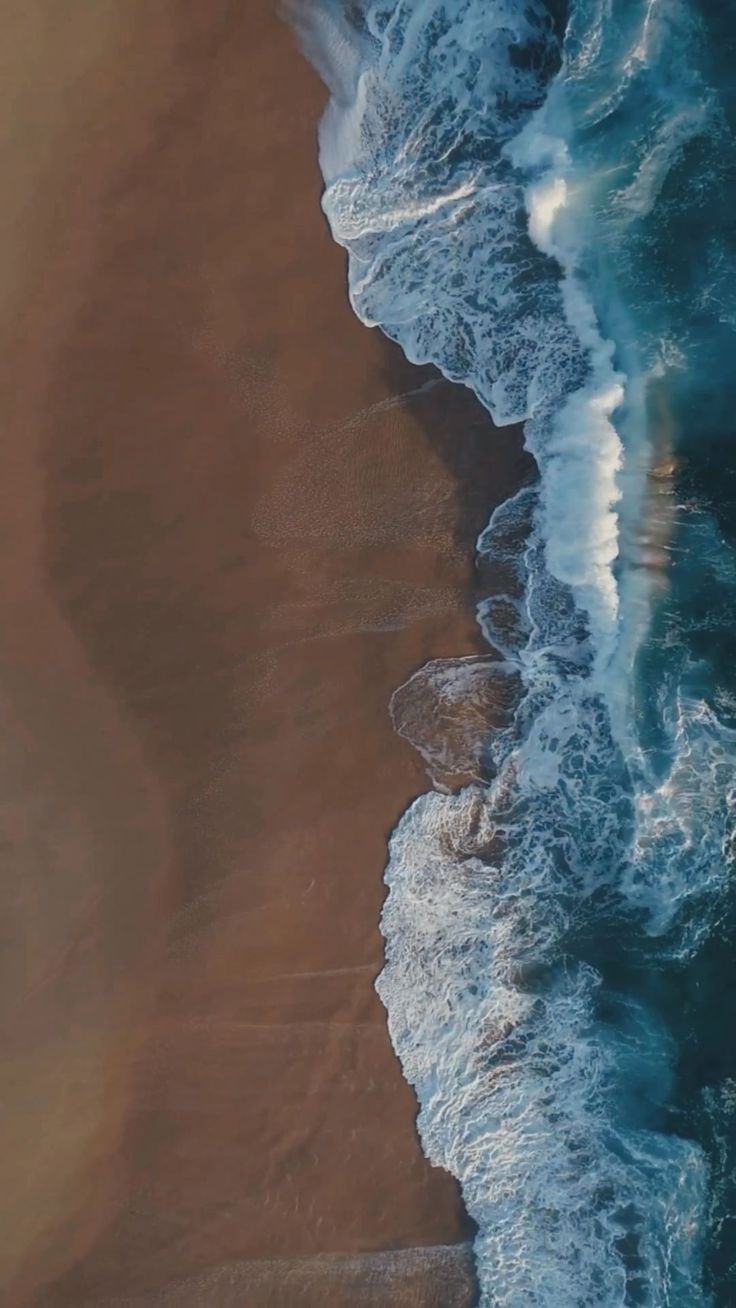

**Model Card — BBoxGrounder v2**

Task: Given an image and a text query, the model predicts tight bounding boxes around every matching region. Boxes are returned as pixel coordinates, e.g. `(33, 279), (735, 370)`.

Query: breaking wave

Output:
(295, 1), (736, 1302)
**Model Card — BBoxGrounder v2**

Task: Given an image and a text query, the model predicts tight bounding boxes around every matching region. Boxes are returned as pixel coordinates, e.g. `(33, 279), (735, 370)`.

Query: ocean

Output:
(296, 1), (736, 1302)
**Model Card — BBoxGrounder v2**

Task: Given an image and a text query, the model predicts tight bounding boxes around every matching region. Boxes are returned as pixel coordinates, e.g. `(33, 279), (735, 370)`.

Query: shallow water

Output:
(298, 2), (736, 1302)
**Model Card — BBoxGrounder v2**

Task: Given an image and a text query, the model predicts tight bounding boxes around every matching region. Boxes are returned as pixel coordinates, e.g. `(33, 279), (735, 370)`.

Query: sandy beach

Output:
(1, 5), (526, 1305)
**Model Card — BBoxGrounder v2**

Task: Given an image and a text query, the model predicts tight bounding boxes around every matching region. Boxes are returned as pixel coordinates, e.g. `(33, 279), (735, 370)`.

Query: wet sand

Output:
(1, 5), (526, 1305)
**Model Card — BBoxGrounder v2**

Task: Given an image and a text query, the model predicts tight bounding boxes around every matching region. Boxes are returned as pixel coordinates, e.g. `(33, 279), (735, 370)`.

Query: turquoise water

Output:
(298, 2), (736, 1301)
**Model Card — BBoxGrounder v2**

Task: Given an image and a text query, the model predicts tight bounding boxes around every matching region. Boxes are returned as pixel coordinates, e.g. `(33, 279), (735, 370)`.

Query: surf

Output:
(294, 1), (736, 1302)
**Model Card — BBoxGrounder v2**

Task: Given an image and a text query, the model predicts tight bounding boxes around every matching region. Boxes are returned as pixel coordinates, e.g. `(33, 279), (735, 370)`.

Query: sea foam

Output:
(296, 0), (735, 1302)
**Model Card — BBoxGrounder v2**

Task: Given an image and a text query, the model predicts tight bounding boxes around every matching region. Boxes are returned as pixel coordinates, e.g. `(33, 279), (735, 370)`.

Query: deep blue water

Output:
(298, 1), (736, 1302)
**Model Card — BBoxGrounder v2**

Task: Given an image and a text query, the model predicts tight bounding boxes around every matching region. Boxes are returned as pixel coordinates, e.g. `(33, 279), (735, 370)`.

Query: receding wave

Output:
(294, 0), (736, 1303)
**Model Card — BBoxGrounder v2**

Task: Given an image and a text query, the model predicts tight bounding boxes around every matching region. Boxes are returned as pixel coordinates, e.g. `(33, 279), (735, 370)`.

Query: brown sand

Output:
(0, 4), (526, 1305)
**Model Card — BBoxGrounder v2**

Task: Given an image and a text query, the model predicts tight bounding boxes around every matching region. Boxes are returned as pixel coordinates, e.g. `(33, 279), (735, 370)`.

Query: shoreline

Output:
(2, 7), (526, 1306)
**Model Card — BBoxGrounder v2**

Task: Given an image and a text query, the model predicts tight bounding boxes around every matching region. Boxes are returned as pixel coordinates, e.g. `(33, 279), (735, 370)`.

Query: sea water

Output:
(296, 2), (736, 1302)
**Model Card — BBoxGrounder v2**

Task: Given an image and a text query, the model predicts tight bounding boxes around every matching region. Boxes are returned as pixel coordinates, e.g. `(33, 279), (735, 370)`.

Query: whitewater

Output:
(295, 1), (736, 1303)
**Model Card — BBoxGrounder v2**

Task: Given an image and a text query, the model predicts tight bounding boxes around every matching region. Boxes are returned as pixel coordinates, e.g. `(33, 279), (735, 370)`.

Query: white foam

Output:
(379, 773), (710, 1305)
(295, 1), (729, 1301)
(509, 106), (628, 676)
